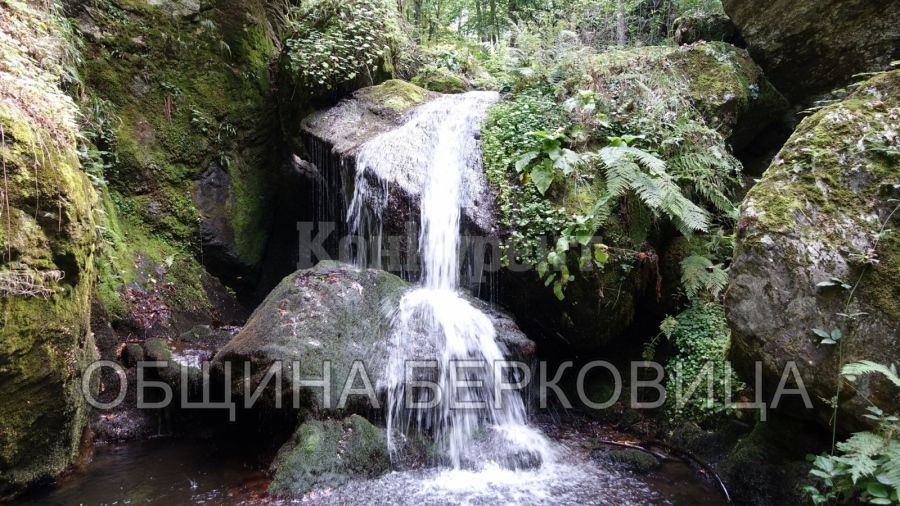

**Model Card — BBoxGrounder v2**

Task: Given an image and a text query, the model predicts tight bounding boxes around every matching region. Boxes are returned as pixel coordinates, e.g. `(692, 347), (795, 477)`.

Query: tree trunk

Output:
(616, 0), (627, 46)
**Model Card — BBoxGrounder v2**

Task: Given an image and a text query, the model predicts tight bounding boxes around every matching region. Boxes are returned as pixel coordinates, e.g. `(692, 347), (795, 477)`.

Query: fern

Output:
(842, 361), (900, 388)
(590, 145), (711, 240)
(836, 432), (885, 483)
(680, 255), (728, 298)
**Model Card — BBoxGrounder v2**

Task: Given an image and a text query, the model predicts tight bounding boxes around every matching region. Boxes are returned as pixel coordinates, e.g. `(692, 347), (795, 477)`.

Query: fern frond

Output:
(681, 255), (728, 298)
(842, 361), (900, 388)
(836, 432), (885, 483)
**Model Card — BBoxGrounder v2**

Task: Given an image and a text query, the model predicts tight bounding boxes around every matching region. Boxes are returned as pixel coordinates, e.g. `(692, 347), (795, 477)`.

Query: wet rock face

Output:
(726, 70), (900, 431)
(210, 261), (535, 413)
(722, 0), (900, 103)
(301, 81), (499, 244)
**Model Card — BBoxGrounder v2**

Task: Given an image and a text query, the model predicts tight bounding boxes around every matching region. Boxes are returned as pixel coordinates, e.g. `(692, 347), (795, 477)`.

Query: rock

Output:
(0, 1), (99, 495)
(195, 165), (243, 272)
(412, 67), (471, 93)
(301, 80), (435, 157)
(726, 70), (900, 431)
(211, 261), (535, 412)
(142, 338), (203, 392)
(717, 415), (820, 506)
(591, 448), (659, 473)
(121, 343), (145, 367)
(672, 14), (739, 46)
(268, 415), (389, 498)
(667, 415), (823, 506)
(178, 325), (234, 347)
(78, 0), (279, 302)
(301, 82), (499, 242)
(722, 0), (900, 103)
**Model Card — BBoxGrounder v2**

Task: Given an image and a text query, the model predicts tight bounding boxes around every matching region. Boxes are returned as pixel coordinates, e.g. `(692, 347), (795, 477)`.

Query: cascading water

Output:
(346, 91), (552, 469)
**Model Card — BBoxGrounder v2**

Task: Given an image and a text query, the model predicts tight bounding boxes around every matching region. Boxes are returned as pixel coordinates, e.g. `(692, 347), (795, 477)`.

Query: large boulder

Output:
(726, 70), (900, 431)
(268, 415), (389, 499)
(211, 261), (534, 412)
(0, 1), (99, 494)
(723, 0), (900, 103)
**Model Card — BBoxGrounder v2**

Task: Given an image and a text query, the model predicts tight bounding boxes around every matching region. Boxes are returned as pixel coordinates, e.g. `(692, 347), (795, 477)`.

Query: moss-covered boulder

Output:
(301, 80), (434, 156)
(0, 1), (99, 494)
(268, 415), (389, 498)
(211, 261), (534, 412)
(580, 42), (788, 150)
(726, 70), (900, 431)
(412, 67), (471, 94)
(591, 448), (660, 474)
(723, 0), (900, 103)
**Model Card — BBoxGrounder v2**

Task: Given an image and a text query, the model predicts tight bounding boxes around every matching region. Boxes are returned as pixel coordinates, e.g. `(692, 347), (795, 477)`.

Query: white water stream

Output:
(346, 91), (553, 469)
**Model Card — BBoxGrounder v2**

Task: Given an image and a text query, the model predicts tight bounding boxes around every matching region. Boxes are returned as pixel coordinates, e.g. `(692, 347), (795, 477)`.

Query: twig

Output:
(591, 439), (673, 462)
(647, 439), (732, 503)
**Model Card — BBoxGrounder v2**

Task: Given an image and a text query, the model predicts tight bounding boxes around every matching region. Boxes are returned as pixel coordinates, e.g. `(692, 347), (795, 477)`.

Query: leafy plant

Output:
(664, 299), (744, 423)
(283, 0), (402, 91)
(680, 254), (727, 299)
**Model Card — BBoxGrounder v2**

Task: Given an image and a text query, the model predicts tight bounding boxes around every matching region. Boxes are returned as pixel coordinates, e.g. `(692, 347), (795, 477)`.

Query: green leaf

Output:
(531, 159), (554, 195)
(593, 244), (609, 264)
(515, 151), (540, 173)
(575, 228), (592, 246)
(812, 328), (831, 338)
(831, 328), (842, 341)
(553, 282), (564, 300)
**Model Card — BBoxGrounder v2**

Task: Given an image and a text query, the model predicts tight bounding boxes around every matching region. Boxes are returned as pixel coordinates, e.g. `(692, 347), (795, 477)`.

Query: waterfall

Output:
(347, 92), (552, 469)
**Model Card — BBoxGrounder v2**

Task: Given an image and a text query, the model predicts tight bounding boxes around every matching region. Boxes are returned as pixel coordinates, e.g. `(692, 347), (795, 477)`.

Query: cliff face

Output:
(0, 0), (98, 493)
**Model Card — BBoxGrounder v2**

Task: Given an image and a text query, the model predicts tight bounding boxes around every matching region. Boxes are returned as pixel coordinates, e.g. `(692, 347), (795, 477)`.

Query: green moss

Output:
(269, 415), (388, 498)
(412, 67), (469, 93)
(0, 3), (99, 487)
(357, 79), (429, 113)
(738, 70), (900, 318)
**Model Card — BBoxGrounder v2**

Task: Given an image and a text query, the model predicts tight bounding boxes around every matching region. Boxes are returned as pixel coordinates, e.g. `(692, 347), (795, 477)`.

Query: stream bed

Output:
(15, 418), (727, 506)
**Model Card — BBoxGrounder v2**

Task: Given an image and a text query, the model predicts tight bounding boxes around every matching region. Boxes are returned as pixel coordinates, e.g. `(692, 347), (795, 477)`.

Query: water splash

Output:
(347, 91), (552, 469)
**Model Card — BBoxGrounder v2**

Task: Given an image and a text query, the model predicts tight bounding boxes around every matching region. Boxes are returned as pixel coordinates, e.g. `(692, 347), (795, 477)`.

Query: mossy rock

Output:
(268, 415), (389, 498)
(301, 80), (436, 157)
(178, 325), (233, 347)
(718, 414), (820, 506)
(727, 70), (900, 432)
(142, 338), (202, 391)
(412, 68), (471, 94)
(211, 261), (534, 412)
(356, 80), (430, 113)
(592, 448), (659, 473)
(0, 1), (99, 495)
(121, 343), (145, 367)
